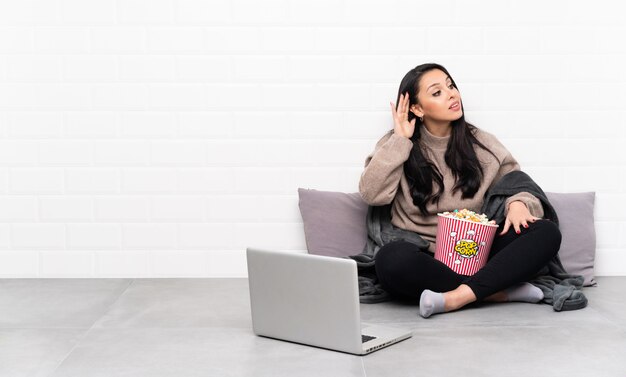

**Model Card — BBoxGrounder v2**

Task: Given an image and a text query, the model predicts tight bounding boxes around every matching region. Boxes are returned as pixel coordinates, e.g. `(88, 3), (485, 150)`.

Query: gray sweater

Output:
(359, 125), (544, 253)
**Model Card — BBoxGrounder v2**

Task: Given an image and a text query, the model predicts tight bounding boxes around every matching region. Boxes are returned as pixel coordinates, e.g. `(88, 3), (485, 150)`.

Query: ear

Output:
(409, 104), (423, 118)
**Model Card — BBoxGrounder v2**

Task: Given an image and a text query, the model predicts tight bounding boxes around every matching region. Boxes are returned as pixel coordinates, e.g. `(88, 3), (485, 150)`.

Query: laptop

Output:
(246, 247), (412, 355)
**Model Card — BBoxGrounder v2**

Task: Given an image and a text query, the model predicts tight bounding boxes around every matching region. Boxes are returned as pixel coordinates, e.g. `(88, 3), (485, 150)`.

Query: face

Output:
(410, 69), (463, 123)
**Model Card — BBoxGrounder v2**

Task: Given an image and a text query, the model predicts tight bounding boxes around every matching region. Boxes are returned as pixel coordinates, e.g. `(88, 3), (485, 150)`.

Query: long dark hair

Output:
(397, 63), (499, 215)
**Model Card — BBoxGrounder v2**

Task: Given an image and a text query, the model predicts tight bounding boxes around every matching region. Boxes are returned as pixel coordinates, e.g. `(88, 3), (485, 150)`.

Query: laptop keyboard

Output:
(362, 334), (377, 343)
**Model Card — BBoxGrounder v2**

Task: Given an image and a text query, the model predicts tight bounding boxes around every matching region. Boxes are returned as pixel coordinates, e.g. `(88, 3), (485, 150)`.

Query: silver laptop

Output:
(246, 247), (412, 355)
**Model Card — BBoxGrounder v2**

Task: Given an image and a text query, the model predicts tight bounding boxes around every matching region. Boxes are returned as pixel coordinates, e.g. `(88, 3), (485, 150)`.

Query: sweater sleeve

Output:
(505, 191), (545, 218)
(358, 131), (414, 205)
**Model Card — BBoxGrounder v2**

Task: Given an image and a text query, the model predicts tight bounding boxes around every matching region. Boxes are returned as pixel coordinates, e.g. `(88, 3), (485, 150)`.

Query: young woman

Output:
(358, 63), (561, 318)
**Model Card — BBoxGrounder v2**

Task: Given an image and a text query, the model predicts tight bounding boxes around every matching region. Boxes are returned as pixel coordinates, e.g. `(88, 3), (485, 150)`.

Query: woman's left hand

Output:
(499, 201), (541, 236)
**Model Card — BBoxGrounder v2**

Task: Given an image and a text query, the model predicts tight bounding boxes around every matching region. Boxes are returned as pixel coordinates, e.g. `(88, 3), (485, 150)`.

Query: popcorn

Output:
(438, 208), (496, 225)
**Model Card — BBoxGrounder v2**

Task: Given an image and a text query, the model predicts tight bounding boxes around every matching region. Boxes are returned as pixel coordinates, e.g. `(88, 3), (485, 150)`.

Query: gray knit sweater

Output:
(359, 125), (544, 253)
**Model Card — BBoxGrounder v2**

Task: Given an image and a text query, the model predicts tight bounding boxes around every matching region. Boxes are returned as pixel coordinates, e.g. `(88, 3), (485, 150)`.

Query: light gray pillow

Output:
(297, 188), (368, 258)
(546, 191), (597, 286)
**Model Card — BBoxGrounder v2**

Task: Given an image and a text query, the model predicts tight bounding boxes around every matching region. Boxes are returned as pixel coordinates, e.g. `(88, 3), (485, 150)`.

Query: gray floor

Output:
(0, 277), (624, 377)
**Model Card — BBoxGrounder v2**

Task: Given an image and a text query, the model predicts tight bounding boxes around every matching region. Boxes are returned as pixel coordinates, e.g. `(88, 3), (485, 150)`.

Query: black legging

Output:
(375, 219), (561, 301)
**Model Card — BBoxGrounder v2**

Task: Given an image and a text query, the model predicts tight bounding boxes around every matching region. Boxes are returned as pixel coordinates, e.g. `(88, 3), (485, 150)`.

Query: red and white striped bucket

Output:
(434, 214), (499, 276)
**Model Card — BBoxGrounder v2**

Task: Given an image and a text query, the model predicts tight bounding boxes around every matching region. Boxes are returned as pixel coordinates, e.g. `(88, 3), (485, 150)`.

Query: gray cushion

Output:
(297, 188), (368, 258)
(546, 191), (597, 286)
(298, 188), (597, 286)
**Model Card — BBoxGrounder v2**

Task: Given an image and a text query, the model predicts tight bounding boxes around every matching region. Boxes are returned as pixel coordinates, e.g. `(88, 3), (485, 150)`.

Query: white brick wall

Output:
(0, 0), (625, 277)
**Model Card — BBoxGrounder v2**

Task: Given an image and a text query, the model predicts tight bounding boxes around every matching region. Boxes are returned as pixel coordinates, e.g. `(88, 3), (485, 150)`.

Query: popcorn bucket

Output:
(434, 214), (499, 276)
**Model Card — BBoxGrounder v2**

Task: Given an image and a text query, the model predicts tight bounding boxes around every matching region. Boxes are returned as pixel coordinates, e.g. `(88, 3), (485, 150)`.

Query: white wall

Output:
(0, 0), (624, 277)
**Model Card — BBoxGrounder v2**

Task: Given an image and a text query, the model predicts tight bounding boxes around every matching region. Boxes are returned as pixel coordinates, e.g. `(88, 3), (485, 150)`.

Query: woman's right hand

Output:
(390, 92), (416, 139)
